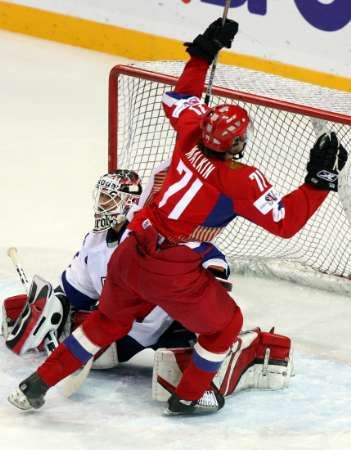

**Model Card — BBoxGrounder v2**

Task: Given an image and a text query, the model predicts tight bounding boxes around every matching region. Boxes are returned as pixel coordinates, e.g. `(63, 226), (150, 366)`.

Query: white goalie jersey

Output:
(61, 230), (114, 304)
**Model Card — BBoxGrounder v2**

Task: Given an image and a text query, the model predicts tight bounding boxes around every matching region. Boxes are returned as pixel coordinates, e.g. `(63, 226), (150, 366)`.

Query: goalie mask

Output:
(93, 170), (142, 232)
(201, 104), (253, 158)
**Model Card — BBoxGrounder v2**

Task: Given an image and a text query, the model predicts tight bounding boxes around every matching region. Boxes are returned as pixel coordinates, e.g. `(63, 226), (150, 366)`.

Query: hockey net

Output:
(108, 61), (351, 293)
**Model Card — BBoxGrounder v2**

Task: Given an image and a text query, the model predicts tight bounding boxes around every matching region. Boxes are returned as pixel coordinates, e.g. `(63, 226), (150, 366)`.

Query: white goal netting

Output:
(108, 61), (351, 293)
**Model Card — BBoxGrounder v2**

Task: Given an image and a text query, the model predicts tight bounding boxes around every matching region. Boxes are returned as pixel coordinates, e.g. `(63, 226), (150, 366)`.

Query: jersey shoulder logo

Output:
(254, 187), (282, 217)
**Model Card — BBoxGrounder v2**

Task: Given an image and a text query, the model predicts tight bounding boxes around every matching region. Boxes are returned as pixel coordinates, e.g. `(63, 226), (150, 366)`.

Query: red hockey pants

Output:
(39, 227), (243, 399)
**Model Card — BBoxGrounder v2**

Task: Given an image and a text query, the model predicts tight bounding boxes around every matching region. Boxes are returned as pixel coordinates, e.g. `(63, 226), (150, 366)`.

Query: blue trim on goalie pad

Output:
(61, 271), (97, 310)
(64, 335), (92, 364)
(192, 350), (222, 373)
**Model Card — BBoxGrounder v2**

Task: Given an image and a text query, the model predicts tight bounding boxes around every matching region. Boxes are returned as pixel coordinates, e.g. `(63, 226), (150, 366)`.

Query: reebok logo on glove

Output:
(305, 132), (348, 192)
(316, 170), (338, 183)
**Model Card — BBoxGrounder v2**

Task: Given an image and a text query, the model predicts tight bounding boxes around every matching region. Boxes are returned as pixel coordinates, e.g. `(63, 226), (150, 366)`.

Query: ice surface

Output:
(0, 30), (350, 450)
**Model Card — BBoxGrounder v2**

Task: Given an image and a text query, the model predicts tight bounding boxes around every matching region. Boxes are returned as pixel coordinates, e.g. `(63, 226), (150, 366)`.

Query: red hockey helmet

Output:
(201, 104), (251, 153)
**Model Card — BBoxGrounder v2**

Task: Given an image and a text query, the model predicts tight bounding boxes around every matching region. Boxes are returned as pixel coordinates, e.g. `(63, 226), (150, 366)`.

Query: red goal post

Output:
(108, 61), (351, 292)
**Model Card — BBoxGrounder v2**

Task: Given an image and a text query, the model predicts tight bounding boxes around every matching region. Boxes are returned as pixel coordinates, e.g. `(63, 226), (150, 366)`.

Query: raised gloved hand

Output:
(184, 18), (239, 64)
(202, 17), (238, 48)
(305, 132), (348, 192)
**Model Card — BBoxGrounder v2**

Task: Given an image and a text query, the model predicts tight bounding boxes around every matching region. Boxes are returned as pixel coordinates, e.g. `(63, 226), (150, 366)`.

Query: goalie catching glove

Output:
(305, 132), (348, 192)
(184, 18), (239, 64)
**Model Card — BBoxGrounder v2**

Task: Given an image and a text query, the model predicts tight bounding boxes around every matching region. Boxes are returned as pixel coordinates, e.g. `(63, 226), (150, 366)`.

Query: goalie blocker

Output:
(1, 279), (117, 369)
(3, 276), (69, 355)
(152, 327), (293, 402)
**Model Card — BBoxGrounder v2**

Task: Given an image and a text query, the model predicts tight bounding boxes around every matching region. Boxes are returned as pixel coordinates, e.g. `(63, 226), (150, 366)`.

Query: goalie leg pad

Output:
(153, 347), (193, 401)
(5, 276), (64, 355)
(92, 344), (119, 370)
(250, 331), (293, 390)
(152, 328), (293, 401)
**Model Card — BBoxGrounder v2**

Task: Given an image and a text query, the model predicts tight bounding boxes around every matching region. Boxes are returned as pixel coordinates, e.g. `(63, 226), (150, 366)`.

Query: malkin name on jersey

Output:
(185, 147), (215, 179)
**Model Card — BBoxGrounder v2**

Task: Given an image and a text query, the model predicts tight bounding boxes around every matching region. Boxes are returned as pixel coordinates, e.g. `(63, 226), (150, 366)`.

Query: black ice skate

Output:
(8, 372), (49, 411)
(165, 390), (225, 416)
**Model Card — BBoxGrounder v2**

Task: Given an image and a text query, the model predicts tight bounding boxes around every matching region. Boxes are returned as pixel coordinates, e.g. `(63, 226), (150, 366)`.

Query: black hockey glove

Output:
(305, 132), (348, 192)
(184, 18), (239, 64)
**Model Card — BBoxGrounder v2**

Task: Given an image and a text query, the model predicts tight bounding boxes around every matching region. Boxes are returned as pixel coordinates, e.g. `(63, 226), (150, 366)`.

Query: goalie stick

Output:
(7, 247), (29, 289)
(6, 247), (92, 398)
(204, 0), (232, 105)
(62, 357), (93, 398)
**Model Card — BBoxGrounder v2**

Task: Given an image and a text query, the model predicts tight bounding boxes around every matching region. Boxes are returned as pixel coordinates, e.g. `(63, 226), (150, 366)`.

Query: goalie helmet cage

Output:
(108, 61), (351, 294)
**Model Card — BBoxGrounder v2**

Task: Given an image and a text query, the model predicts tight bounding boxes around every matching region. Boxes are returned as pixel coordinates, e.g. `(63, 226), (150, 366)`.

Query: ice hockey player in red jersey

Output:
(8, 18), (347, 416)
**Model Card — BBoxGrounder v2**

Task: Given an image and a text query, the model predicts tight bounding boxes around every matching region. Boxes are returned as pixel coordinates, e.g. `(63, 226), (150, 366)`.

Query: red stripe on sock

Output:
(37, 342), (84, 387)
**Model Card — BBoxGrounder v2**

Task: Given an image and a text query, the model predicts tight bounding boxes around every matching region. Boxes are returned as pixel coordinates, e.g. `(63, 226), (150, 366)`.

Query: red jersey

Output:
(134, 56), (328, 244)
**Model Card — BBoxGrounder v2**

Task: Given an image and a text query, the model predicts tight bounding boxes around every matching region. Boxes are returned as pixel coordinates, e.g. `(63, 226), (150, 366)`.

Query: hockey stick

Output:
(62, 357), (94, 398)
(7, 247), (30, 290)
(7, 247), (59, 354)
(310, 117), (329, 138)
(204, 0), (232, 105)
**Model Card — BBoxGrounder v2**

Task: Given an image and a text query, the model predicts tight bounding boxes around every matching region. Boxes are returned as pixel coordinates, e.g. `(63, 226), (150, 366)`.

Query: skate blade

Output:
(163, 407), (181, 416)
(8, 388), (32, 411)
(163, 406), (198, 416)
(164, 405), (220, 416)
